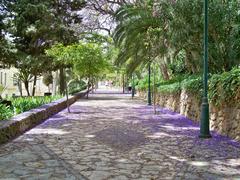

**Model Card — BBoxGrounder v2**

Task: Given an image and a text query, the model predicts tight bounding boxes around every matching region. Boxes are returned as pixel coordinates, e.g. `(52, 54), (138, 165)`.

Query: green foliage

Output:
(158, 82), (182, 94)
(168, 51), (188, 75)
(209, 67), (240, 106)
(136, 76), (150, 91)
(0, 104), (13, 121)
(47, 42), (109, 81)
(137, 67), (240, 105)
(113, 4), (158, 74)
(1, 0), (85, 95)
(0, 84), (5, 95)
(42, 72), (53, 87)
(68, 79), (87, 95)
(70, 43), (108, 79)
(156, 75), (189, 94)
(113, 0), (240, 76)
(0, 95), (62, 120)
(11, 95), (62, 115)
(181, 75), (203, 94)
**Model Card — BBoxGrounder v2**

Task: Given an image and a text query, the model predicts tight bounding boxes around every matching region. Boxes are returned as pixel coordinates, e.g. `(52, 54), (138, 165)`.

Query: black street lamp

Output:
(199, 0), (211, 138)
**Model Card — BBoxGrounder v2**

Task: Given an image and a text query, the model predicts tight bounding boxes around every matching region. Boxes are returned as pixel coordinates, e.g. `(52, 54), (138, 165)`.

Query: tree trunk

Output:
(91, 79), (95, 93)
(59, 68), (65, 95)
(24, 80), (30, 96)
(65, 79), (70, 113)
(153, 64), (157, 114)
(53, 71), (58, 95)
(87, 77), (90, 99)
(32, 75), (37, 96)
(186, 50), (198, 74)
(18, 80), (23, 97)
(160, 62), (170, 80)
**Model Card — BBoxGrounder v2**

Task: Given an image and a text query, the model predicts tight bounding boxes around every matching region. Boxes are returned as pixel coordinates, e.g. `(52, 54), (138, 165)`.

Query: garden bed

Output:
(0, 89), (89, 144)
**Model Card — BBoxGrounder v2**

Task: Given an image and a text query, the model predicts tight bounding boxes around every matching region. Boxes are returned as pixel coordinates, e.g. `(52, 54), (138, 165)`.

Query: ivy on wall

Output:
(136, 67), (240, 106)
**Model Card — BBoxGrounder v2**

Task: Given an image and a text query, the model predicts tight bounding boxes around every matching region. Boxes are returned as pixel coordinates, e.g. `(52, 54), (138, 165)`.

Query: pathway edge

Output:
(0, 89), (89, 145)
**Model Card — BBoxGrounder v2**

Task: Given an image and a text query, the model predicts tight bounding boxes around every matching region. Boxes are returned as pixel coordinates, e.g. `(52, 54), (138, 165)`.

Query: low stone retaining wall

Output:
(138, 90), (240, 141)
(0, 90), (89, 144)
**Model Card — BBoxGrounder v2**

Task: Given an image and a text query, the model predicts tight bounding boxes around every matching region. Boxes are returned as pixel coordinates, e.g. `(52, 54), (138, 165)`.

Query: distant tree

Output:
(3, 0), (86, 96)
(46, 42), (109, 98)
(43, 72), (53, 93)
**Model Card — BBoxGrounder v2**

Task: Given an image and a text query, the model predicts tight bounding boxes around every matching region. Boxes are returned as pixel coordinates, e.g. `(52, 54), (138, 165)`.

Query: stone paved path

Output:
(0, 88), (240, 180)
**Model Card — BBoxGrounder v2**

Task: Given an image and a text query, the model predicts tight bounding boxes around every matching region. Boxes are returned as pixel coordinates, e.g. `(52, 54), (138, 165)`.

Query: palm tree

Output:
(113, 1), (173, 79)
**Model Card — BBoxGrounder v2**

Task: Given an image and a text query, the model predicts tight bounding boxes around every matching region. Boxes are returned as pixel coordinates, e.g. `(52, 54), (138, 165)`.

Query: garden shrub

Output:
(68, 79), (87, 95)
(136, 67), (240, 106)
(11, 95), (62, 114)
(209, 67), (240, 106)
(136, 76), (150, 91)
(0, 96), (63, 121)
(181, 75), (203, 97)
(157, 82), (182, 94)
(0, 104), (13, 120)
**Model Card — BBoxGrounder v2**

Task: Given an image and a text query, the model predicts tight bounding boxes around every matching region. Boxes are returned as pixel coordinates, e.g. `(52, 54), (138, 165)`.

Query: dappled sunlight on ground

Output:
(0, 88), (239, 179)
(147, 132), (183, 139)
(26, 128), (69, 135)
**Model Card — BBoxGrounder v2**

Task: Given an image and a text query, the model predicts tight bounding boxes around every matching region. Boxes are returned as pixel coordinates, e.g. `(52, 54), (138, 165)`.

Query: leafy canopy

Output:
(46, 42), (109, 79)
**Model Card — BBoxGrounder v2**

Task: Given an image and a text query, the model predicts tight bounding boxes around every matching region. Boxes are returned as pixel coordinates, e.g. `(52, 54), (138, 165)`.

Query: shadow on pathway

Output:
(0, 89), (239, 180)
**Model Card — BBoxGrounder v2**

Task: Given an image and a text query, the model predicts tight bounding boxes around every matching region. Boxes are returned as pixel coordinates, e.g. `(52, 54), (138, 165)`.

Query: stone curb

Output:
(0, 89), (89, 145)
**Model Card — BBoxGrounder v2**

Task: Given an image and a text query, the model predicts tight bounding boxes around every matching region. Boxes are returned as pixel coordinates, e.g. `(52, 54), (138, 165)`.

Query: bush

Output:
(0, 104), (13, 120)
(181, 75), (203, 96)
(42, 72), (53, 92)
(157, 82), (182, 94)
(136, 74), (188, 93)
(136, 76), (150, 91)
(157, 74), (189, 94)
(136, 67), (240, 106)
(68, 79), (87, 95)
(0, 95), (62, 120)
(11, 95), (62, 114)
(209, 67), (240, 106)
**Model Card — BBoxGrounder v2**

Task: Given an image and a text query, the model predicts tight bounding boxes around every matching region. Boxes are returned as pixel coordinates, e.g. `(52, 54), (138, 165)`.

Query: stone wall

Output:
(0, 90), (89, 144)
(138, 90), (240, 141)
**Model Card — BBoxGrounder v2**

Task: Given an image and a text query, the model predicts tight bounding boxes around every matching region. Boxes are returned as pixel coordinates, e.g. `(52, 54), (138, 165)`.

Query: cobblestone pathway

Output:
(0, 89), (240, 180)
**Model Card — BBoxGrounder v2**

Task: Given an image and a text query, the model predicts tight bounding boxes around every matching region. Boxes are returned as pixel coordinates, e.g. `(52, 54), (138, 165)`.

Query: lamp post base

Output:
(131, 89), (135, 99)
(147, 91), (152, 106)
(199, 97), (211, 138)
(199, 134), (212, 138)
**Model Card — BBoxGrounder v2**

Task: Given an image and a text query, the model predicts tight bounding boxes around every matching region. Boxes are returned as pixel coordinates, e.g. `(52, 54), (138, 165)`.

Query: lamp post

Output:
(131, 74), (135, 99)
(199, 0), (211, 138)
(148, 62), (152, 105)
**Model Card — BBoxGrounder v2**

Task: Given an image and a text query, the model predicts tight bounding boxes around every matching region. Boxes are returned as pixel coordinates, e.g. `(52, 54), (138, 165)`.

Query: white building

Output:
(0, 67), (56, 97)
